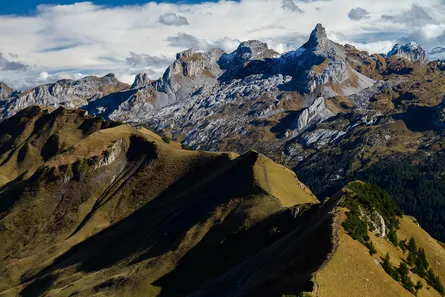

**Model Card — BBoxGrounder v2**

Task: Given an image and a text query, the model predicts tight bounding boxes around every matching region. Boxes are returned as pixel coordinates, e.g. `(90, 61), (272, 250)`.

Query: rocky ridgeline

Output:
(0, 73), (130, 118)
(0, 24), (436, 163)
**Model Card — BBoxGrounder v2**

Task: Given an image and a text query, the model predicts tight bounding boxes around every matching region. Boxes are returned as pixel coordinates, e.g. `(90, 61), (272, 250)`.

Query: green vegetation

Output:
(346, 182), (402, 230)
(181, 143), (192, 150)
(383, 253), (416, 294)
(356, 157), (445, 242)
(340, 182), (402, 254)
(162, 136), (171, 144)
(340, 183), (445, 296)
(388, 229), (398, 246)
(387, 237), (445, 296)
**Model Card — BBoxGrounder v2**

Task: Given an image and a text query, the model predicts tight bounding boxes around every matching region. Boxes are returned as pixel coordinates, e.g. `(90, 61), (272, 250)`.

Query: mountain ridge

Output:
(0, 107), (443, 297)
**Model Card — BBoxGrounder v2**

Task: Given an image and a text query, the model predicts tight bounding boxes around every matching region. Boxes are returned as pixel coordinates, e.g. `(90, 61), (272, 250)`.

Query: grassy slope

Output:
(253, 153), (318, 207)
(0, 106), (319, 297)
(316, 211), (445, 297)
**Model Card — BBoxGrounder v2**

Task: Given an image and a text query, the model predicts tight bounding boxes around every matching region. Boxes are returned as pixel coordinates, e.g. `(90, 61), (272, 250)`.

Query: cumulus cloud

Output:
(0, 0), (444, 89)
(382, 3), (439, 26)
(167, 33), (240, 53)
(159, 13), (189, 26)
(348, 8), (369, 21)
(0, 70), (86, 91)
(0, 53), (28, 71)
(126, 52), (172, 69)
(282, 0), (304, 13)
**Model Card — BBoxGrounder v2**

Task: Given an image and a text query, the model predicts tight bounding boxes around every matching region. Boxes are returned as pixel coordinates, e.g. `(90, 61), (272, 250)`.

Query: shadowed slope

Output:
(0, 106), (319, 297)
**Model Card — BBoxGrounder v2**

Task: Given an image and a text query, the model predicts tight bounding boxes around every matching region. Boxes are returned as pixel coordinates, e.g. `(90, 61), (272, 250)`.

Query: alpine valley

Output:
(1, 24), (445, 297)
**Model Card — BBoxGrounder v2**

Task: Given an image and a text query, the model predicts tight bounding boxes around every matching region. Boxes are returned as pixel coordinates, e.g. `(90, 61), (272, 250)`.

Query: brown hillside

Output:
(0, 106), (320, 297)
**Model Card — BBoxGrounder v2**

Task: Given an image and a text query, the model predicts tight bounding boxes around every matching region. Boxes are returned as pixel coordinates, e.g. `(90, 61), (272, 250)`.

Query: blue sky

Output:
(0, 0), (220, 15)
(0, 0), (444, 90)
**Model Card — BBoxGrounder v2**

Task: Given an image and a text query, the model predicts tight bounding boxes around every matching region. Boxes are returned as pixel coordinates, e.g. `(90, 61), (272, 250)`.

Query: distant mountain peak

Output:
(132, 73), (151, 89)
(0, 81), (14, 100)
(429, 47), (445, 61)
(310, 23), (328, 42)
(387, 42), (427, 63)
(430, 47), (445, 54)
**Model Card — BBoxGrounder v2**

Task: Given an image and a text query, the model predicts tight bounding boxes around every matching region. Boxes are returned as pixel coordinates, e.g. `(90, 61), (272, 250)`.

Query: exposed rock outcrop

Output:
(0, 82), (14, 100)
(387, 42), (428, 63)
(131, 73), (151, 89)
(0, 74), (130, 117)
(295, 97), (335, 131)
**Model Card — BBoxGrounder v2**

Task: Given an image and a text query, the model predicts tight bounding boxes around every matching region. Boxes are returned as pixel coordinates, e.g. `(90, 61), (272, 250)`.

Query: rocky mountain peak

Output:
(387, 42), (428, 63)
(176, 49), (194, 60)
(0, 82), (13, 100)
(131, 73), (151, 89)
(236, 40), (275, 60)
(304, 23), (329, 51)
(104, 73), (116, 79)
(310, 24), (328, 42)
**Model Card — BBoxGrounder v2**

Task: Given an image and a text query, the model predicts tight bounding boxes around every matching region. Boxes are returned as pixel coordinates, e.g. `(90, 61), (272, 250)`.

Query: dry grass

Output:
(253, 153), (318, 207)
(325, 96), (355, 113)
(316, 209), (445, 297)
(313, 59), (329, 74)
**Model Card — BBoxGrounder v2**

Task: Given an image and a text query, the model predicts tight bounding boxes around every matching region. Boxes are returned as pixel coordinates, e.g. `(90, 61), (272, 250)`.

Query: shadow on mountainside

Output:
(19, 148), (337, 297)
(20, 152), (260, 293)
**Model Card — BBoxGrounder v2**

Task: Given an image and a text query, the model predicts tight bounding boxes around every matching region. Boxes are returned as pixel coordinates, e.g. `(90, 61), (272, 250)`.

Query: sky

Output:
(0, 0), (444, 90)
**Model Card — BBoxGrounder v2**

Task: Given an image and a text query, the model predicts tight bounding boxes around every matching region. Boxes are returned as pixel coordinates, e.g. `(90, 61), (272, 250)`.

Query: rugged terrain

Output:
(0, 108), (444, 297)
(1, 24), (445, 244)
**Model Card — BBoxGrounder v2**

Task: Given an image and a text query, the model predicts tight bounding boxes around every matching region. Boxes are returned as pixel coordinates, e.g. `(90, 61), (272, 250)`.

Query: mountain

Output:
(1, 23), (445, 243)
(0, 107), (444, 297)
(387, 42), (428, 63)
(0, 74), (130, 118)
(429, 47), (445, 61)
(0, 82), (14, 100)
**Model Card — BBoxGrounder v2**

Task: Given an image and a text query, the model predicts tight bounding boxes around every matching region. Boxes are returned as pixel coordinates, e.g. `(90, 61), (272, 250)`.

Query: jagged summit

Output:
(387, 42), (428, 63)
(307, 23), (329, 48)
(132, 73), (151, 89)
(0, 81), (14, 100)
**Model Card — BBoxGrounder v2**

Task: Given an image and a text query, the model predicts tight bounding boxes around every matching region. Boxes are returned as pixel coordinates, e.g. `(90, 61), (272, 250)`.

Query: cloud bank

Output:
(0, 0), (443, 90)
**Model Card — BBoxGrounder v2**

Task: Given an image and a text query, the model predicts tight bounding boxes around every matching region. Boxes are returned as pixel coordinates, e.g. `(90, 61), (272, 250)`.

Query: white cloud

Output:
(159, 13), (189, 26)
(348, 8), (369, 21)
(0, 53), (28, 71)
(0, 0), (443, 89)
(381, 3), (440, 26)
(282, 0), (304, 14)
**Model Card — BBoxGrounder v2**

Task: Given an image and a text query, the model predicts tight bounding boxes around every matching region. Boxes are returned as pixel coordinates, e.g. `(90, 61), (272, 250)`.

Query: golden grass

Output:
(316, 210), (445, 297)
(313, 59), (329, 74)
(325, 96), (355, 113)
(253, 153), (318, 207)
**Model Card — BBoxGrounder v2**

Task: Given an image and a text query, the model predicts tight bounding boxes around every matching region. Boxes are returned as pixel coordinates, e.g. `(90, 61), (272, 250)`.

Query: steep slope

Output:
(1, 108), (444, 297)
(0, 106), (321, 297)
(2, 24), (445, 247)
(315, 182), (445, 297)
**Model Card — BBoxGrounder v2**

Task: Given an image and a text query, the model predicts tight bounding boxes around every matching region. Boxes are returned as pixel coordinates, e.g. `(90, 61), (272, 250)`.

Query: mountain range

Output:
(0, 105), (444, 297)
(1, 23), (445, 297)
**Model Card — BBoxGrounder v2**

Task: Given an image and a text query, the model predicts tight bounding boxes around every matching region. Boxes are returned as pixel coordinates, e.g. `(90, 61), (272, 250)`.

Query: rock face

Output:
(0, 82), (14, 100)
(387, 42), (428, 63)
(131, 73), (151, 89)
(79, 24), (375, 154)
(0, 74), (130, 117)
(295, 97), (334, 131)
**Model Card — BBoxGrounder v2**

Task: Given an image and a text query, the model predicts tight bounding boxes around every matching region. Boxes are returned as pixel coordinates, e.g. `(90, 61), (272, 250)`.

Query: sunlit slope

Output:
(0, 106), (319, 297)
(316, 183), (445, 297)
